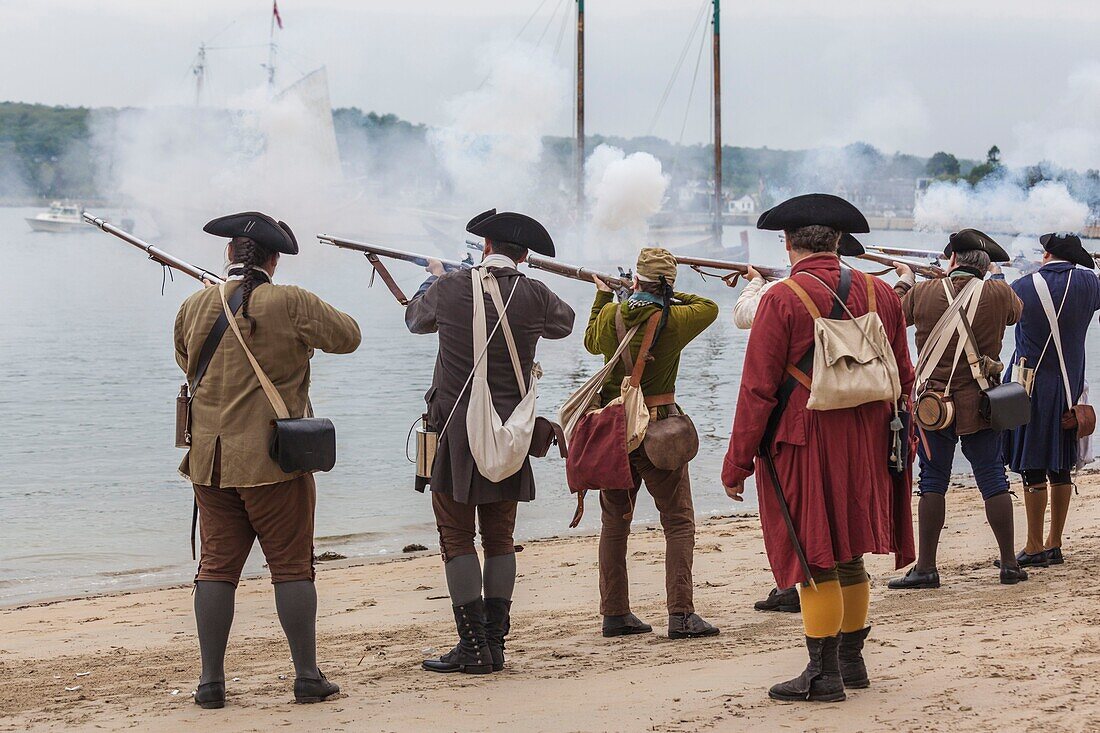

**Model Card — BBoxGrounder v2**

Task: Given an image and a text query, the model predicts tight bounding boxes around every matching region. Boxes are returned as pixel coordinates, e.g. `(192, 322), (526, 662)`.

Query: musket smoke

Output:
(915, 178), (1089, 234)
(584, 144), (669, 259)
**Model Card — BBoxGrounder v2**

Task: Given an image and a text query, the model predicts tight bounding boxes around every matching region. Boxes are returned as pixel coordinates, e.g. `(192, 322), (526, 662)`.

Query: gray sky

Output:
(10, 0), (1100, 164)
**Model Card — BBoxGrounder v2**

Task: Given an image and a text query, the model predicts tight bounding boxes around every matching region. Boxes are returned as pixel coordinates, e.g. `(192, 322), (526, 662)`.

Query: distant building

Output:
(727, 195), (757, 215)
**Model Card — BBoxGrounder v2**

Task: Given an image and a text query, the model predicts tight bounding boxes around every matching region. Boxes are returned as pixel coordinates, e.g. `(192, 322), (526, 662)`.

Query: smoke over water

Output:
(428, 43), (570, 218)
(89, 68), (352, 239)
(915, 179), (1089, 234)
(584, 144), (669, 260)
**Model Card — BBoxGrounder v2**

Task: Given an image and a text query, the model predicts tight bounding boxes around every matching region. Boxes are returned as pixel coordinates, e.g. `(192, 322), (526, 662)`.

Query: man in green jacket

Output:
(584, 247), (721, 640)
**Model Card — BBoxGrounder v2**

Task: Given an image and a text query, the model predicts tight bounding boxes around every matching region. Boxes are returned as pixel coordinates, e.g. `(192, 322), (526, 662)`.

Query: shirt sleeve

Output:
(900, 285), (916, 327)
(542, 290), (576, 340)
(732, 278), (768, 330)
(174, 303), (188, 373)
(286, 286), (362, 354)
(669, 292), (719, 348)
(721, 289), (793, 486)
(584, 291), (615, 355)
(405, 275), (442, 334)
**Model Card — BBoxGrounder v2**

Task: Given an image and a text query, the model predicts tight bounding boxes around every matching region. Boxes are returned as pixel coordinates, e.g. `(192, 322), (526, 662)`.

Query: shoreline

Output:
(5, 473), (1100, 732)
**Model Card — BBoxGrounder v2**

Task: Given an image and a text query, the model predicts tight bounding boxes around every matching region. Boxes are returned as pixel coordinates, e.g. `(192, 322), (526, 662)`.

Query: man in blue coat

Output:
(1004, 233), (1100, 567)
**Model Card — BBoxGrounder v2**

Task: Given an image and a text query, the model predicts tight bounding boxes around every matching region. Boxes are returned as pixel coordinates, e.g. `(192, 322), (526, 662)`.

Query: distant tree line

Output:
(3, 101), (1098, 215)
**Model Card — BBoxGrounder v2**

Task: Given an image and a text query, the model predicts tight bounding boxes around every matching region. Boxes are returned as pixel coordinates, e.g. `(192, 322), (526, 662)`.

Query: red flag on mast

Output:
(273, 1), (284, 29)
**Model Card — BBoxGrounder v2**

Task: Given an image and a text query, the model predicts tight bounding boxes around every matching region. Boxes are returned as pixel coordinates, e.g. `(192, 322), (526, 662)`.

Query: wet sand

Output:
(3, 473), (1100, 732)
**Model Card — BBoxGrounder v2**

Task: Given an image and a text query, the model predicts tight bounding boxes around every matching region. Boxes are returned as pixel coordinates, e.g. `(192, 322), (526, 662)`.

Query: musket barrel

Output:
(318, 234), (468, 272)
(464, 239), (629, 290)
(83, 212), (224, 284)
(856, 252), (945, 279)
(672, 254), (787, 281)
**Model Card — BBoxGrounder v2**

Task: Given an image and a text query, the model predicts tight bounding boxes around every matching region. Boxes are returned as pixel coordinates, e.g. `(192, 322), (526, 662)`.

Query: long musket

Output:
(670, 255), (788, 284)
(83, 212), (225, 285)
(464, 240), (633, 294)
(318, 234), (473, 305)
(856, 251), (945, 279)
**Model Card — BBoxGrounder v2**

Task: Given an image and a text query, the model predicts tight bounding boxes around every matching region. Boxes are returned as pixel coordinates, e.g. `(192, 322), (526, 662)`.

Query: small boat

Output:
(26, 202), (85, 233)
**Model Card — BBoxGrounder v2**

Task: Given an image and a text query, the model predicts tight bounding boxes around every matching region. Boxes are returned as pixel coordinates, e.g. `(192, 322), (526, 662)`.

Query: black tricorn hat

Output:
(1040, 232), (1094, 269)
(466, 209), (555, 257)
(203, 211), (299, 255)
(838, 233), (865, 257)
(757, 193), (870, 234)
(942, 228), (1009, 263)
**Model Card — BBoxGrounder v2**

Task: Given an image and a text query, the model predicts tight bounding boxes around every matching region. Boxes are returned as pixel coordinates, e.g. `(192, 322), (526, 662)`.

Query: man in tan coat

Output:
(175, 212), (360, 708)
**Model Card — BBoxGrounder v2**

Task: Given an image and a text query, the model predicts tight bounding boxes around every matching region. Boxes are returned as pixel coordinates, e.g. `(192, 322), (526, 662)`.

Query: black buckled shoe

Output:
(838, 626), (871, 689)
(602, 612), (653, 638)
(999, 565), (1029, 585)
(294, 670), (340, 704)
(193, 681), (225, 709)
(754, 586), (801, 613)
(668, 612), (720, 639)
(422, 598), (494, 674)
(995, 549), (1049, 569)
(887, 567), (940, 590)
(769, 635), (846, 702)
(484, 597), (512, 671)
(1046, 547), (1064, 565)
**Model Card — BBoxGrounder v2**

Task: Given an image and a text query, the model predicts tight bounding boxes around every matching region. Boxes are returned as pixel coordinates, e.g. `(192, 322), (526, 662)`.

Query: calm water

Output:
(0, 207), (1085, 605)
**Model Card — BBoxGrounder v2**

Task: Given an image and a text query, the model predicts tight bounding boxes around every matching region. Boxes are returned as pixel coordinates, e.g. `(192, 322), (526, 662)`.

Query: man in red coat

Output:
(722, 194), (916, 703)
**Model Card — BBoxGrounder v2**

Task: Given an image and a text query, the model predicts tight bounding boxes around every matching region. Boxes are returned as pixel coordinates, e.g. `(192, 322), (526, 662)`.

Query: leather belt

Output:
(644, 393), (676, 408)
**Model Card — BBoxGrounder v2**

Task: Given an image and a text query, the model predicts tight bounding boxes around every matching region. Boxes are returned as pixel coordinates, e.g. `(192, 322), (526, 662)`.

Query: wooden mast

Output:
(711, 0), (722, 247)
(575, 0), (586, 227)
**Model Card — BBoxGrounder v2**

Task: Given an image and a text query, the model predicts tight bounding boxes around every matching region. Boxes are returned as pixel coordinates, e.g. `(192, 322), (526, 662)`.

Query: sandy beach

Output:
(3, 472), (1100, 733)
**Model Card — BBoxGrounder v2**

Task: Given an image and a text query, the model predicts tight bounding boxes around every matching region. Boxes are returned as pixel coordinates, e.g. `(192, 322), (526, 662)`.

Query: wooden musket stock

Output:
(83, 212), (225, 285)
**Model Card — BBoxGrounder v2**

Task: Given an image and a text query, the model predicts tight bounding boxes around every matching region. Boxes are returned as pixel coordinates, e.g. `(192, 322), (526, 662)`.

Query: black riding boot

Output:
(422, 598), (494, 675)
(838, 626), (871, 689)
(768, 635), (846, 702)
(484, 598), (512, 672)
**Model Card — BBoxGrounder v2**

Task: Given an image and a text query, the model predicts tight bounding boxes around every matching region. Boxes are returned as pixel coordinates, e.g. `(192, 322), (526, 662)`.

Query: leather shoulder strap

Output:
(865, 271), (877, 313)
(780, 278), (821, 319)
(628, 313), (662, 388)
(190, 285), (244, 395)
(615, 309), (636, 374)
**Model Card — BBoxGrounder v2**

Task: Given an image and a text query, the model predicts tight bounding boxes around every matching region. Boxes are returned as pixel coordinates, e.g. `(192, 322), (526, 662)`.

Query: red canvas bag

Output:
(565, 313), (661, 526)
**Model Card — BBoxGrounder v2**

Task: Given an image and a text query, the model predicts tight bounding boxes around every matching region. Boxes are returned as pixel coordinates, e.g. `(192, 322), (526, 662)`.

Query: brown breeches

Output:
(432, 491), (518, 563)
(193, 473), (317, 585)
(599, 447), (696, 616)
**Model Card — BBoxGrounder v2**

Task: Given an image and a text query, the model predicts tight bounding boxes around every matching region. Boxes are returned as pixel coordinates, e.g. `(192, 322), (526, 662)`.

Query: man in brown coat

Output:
(406, 209), (574, 674)
(888, 229), (1026, 590)
(176, 212), (361, 708)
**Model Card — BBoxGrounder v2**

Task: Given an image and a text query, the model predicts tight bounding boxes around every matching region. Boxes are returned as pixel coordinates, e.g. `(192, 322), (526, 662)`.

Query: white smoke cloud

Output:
(914, 179), (1089, 234)
(90, 69), (348, 237)
(584, 144), (669, 259)
(427, 43), (570, 213)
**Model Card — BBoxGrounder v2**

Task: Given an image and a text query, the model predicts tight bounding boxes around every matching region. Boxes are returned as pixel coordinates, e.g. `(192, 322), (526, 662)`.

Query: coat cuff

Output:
(721, 455), (753, 487)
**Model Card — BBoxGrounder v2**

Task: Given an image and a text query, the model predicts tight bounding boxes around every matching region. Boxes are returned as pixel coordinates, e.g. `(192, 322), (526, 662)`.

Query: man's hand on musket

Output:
(591, 274), (613, 293)
(425, 258), (445, 277)
(201, 277), (217, 288)
(724, 480), (745, 502)
(893, 262), (913, 279)
(988, 262), (1002, 276)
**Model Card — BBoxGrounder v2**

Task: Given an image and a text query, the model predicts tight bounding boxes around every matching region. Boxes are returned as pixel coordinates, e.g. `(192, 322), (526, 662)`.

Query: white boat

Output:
(26, 202), (85, 233)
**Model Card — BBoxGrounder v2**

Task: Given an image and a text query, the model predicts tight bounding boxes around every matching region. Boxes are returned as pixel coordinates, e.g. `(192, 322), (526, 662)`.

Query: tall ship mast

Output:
(711, 0), (722, 247)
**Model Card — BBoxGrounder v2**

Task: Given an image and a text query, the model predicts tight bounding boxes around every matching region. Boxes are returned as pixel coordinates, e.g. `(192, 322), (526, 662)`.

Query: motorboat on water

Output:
(26, 202), (85, 232)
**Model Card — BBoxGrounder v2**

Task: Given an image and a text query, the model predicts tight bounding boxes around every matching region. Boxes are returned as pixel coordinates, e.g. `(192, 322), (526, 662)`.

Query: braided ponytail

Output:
(227, 237), (271, 335)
